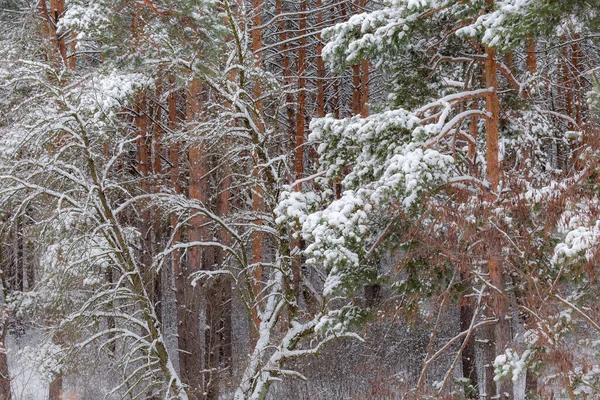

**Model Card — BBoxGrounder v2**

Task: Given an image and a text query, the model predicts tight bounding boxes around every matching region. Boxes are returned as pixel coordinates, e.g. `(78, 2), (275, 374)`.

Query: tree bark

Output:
(152, 83), (164, 324)
(291, 0), (308, 299)
(48, 375), (62, 400)
(460, 271), (478, 398)
(249, 0), (264, 348)
(315, 0), (326, 119)
(484, 3), (512, 395)
(48, 0), (68, 67)
(217, 166), (233, 374)
(0, 248), (11, 400)
(524, 36), (536, 99)
(178, 79), (205, 400)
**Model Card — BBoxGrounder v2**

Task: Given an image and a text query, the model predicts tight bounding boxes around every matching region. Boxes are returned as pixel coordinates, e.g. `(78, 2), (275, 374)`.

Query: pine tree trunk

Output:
(217, 166), (233, 376)
(275, 0), (295, 129)
(168, 77), (190, 392)
(524, 37), (536, 99)
(524, 38), (539, 399)
(179, 79), (205, 400)
(315, 0), (326, 119)
(152, 83), (164, 324)
(205, 243), (219, 400)
(352, 63), (361, 116)
(292, 0), (308, 299)
(484, 4), (512, 395)
(15, 217), (24, 292)
(250, 0), (264, 348)
(136, 97), (157, 323)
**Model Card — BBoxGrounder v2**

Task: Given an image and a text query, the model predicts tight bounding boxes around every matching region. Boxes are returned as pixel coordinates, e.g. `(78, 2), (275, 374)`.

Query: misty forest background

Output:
(1, 0), (600, 399)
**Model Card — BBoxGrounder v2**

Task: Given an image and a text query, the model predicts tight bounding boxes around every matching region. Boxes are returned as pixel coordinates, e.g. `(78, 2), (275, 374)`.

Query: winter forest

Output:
(3, 0), (600, 399)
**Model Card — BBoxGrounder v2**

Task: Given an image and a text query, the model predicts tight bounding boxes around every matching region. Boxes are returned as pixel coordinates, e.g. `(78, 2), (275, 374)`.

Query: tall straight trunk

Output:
(0, 248), (11, 400)
(353, 0), (380, 307)
(292, 0), (308, 297)
(315, 0), (326, 119)
(249, 0), (264, 347)
(204, 156), (234, 399)
(522, 37), (540, 399)
(136, 97), (159, 328)
(463, 116), (480, 398)
(204, 242), (219, 400)
(359, 0), (369, 118)
(276, 0), (295, 129)
(152, 83), (164, 323)
(178, 79), (205, 400)
(168, 76), (189, 386)
(216, 166), (233, 373)
(332, 2), (345, 119)
(484, 3), (512, 396)
(25, 241), (34, 291)
(201, 107), (220, 400)
(350, 1), (363, 116)
(14, 217), (24, 292)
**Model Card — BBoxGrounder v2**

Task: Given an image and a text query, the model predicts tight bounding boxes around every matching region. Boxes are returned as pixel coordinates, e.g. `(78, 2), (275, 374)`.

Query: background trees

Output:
(0, 0), (600, 399)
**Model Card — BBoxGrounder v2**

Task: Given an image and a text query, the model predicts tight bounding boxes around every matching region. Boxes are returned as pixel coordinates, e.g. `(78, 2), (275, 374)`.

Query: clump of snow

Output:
(553, 220), (600, 264)
(493, 348), (533, 383)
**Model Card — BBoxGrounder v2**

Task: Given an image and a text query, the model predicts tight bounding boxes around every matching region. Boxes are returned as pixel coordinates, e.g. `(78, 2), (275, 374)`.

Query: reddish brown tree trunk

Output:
(352, 63), (361, 115)
(359, 0), (369, 118)
(571, 37), (584, 127)
(47, 0), (68, 66)
(68, 32), (76, 70)
(484, 4), (512, 395)
(152, 84), (164, 323)
(276, 0), (295, 129)
(522, 37), (540, 398)
(315, 0), (326, 119)
(525, 36), (537, 98)
(249, 0), (264, 348)
(177, 80), (204, 400)
(291, 0), (308, 298)
(526, 37), (537, 76)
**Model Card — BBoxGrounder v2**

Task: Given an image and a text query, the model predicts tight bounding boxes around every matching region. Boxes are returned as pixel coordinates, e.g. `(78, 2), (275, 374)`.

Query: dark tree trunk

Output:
(48, 375), (62, 400)
(460, 296), (478, 398)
